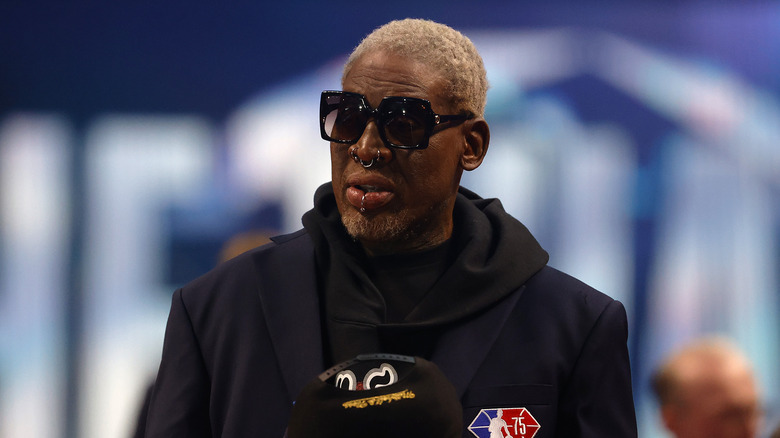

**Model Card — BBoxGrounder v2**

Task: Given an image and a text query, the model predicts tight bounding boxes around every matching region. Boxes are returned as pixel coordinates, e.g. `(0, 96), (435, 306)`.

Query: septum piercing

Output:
(349, 148), (382, 168)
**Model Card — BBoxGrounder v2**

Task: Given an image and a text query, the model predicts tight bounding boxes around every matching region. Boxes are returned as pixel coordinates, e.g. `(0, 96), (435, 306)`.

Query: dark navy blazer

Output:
(145, 229), (637, 437)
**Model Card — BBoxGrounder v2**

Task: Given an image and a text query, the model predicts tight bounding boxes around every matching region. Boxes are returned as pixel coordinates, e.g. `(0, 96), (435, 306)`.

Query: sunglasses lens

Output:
(383, 104), (428, 148)
(323, 94), (367, 142)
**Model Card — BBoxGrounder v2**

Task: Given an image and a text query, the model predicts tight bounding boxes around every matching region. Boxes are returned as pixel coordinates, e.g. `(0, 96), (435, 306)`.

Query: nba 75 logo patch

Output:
(468, 407), (541, 438)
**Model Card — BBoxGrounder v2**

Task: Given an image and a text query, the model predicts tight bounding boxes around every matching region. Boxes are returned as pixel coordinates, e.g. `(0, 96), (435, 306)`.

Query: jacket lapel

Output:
(254, 231), (324, 399)
(430, 286), (525, 397)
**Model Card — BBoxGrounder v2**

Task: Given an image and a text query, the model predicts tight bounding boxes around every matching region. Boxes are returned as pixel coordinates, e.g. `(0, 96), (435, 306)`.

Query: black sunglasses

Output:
(319, 90), (473, 150)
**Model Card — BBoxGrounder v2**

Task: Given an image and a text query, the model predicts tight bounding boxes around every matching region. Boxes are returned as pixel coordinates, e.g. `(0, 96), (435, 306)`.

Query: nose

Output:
(350, 120), (391, 165)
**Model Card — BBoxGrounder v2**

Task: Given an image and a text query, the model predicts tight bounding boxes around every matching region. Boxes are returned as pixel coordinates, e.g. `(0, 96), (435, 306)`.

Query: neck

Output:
(360, 223), (452, 257)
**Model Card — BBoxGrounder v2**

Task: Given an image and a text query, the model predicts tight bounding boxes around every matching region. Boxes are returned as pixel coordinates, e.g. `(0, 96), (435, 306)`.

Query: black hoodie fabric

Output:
(302, 183), (549, 365)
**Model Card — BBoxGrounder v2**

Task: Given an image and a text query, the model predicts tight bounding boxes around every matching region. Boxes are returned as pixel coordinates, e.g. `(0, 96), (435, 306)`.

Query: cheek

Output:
(400, 156), (460, 212)
(412, 142), (462, 188)
(330, 146), (348, 177)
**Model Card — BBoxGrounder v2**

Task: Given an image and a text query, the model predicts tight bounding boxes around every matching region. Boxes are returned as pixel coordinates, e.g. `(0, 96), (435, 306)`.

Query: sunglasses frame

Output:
(320, 90), (472, 150)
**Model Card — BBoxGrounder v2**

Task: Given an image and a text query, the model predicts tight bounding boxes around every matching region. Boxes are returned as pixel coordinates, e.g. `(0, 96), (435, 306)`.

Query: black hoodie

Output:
(302, 183), (549, 365)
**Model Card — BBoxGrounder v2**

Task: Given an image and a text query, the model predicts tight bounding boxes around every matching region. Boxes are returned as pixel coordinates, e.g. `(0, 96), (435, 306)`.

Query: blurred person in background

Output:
(143, 18), (636, 437)
(652, 337), (762, 438)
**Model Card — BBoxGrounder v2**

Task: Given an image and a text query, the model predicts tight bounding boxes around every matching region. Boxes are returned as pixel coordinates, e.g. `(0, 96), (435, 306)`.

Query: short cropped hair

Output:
(342, 18), (489, 117)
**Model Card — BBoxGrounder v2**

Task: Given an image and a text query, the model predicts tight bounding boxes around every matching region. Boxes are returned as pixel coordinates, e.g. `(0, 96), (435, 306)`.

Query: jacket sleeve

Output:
(556, 299), (637, 437)
(144, 288), (212, 438)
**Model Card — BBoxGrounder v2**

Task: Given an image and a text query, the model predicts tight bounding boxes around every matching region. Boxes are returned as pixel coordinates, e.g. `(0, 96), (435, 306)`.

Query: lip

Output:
(345, 174), (396, 212)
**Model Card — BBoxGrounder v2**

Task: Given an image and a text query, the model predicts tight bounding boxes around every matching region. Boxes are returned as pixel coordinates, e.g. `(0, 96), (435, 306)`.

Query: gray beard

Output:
(340, 208), (415, 244)
(339, 199), (451, 252)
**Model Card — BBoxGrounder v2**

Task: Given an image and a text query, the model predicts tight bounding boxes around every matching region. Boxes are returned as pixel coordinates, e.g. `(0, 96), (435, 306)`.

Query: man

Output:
(651, 337), (762, 438)
(145, 19), (636, 437)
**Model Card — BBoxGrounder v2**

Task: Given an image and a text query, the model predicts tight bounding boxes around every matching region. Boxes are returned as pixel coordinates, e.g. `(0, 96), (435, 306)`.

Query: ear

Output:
(460, 118), (490, 171)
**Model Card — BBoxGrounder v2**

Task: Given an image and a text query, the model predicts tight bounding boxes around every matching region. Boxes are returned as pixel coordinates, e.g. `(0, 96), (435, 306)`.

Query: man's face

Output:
(330, 51), (468, 256)
(665, 363), (761, 438)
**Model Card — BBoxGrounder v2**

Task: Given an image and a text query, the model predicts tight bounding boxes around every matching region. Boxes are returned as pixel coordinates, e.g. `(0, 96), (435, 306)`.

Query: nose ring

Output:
(349, 148), (382, 168)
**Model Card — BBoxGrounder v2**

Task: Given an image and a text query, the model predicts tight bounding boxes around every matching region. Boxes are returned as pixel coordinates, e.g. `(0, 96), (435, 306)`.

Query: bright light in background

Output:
(226, 76), (334, 232)
(79, 115), (214, 438)
(0, 115), (71, 438)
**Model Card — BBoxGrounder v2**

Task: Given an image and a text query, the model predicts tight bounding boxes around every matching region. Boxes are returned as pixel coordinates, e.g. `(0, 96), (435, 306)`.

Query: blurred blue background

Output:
(1, 1), (779, 437)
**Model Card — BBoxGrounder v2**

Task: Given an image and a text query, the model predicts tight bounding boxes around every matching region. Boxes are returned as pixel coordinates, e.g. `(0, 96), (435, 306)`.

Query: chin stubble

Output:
(340, 199), (450, 248)
(341, 208), (413, 243)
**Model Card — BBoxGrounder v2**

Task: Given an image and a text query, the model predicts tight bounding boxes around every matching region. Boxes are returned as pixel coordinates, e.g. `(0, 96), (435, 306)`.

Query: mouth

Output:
(345, 181), (395, 212)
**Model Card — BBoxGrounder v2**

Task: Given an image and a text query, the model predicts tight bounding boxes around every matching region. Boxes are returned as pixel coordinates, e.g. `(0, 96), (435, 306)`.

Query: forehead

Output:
(342, 51), (449, 109)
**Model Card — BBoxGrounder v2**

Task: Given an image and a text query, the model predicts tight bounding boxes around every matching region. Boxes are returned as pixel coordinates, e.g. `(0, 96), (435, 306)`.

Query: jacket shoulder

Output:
(177, 229), (313, 308)
(524, 265), (617, 312)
